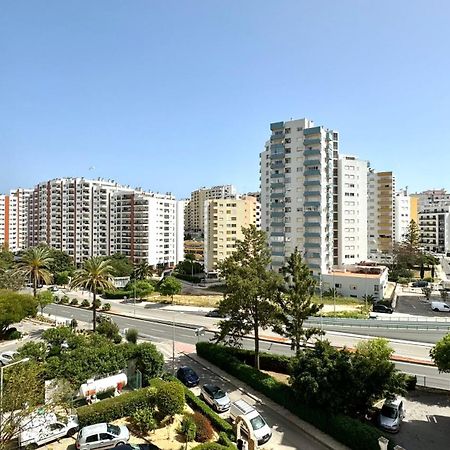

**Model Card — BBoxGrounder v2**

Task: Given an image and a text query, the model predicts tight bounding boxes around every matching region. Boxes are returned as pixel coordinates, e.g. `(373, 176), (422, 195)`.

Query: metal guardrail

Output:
(404, 372), (450, 391)
(306, 317), (450, 330)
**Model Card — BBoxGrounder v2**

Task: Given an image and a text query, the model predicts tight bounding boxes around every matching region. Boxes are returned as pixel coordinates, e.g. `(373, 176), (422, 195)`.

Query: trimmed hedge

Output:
(196, 342), (395, 450)
(77, 387), (156, 427)
(192, 432), (234, 450)
(174, 273), (202, 283)
(103, 290), (133, 299)
(222, 347), (291, 374)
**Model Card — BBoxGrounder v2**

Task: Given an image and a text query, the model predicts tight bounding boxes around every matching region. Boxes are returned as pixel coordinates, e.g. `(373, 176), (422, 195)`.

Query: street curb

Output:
(182, 351), (348, 450)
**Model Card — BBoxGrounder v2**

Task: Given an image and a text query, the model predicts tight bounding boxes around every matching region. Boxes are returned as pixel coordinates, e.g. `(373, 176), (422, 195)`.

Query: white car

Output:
(431, 301), (450, 312)
(379, 397), (405, 433)
(0, 351), (18, 366)
(200, 384), (231, 412)
(76, 423), (129, 450)
(19, 412), (79, 448)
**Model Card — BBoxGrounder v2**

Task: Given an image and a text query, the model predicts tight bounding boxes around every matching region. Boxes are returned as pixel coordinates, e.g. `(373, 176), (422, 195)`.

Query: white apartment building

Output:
(337, 155), (368, 266)
(260, 118), (338, 274)
(419, 206), (450, 254)
(27, 177), (183, 267)
(111, 190), (183, 267)
(185, 185), (237, 234)
(394, 190), (411, 242)
(367, 170), (396, 263)
(0, 189), (33, 252)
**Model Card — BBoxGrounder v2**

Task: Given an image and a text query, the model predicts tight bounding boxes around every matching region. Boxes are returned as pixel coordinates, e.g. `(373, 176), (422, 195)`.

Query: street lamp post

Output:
(0, 358), (30, 441)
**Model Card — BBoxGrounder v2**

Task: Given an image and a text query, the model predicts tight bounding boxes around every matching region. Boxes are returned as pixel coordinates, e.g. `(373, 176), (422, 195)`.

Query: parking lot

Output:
(396, 294), (450, 317)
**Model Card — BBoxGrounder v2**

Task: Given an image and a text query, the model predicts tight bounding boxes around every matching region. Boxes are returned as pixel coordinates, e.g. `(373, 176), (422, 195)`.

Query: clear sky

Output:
(1, 0), (450, 198)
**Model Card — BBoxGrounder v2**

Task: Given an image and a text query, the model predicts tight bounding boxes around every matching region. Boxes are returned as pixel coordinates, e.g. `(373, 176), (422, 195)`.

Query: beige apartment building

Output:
(203, 196), (259, 272)
(185, 185), (237, 235)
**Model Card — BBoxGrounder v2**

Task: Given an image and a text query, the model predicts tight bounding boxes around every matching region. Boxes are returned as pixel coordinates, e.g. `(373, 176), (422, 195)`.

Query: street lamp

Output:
(0, 358), (30, 441)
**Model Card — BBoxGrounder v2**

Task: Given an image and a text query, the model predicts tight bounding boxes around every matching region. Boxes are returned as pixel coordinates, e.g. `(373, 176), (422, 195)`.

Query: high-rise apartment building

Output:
(410, 195), (419, 225)
(394, 190), (411, 242)
(367, 170), (396, 262)
(203, 196), (260, 272)
(419, 206), (450, 254)
(185, 185), (237, 234)
(0, 188), (33, 252)
(26, 177), (184, 267)
(337, 155), (368, 266)
(260, 118), (338, 274)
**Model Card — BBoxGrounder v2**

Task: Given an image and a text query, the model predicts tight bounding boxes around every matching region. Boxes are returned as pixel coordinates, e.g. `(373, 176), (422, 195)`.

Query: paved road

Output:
(45, 304), (449, 390)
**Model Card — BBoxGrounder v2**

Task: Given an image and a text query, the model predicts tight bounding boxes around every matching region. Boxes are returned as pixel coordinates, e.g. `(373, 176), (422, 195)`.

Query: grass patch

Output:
(312, 295), (362, 306)
(145, 293), (221, 307)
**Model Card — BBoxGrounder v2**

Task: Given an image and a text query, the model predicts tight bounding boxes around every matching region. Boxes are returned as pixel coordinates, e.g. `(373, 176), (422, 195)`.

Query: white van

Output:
(230, 399), (272, 446)
(431, 301), (450, 312)
(19, 412), (78, 448)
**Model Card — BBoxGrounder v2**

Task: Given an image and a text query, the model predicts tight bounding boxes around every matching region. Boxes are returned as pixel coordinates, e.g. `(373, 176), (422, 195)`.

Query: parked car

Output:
(205, 309), (226, 318)
(176, 366), (199, 387)
(200, 384), (231, 412)
(372, 303), (393, 314)
(378, 397), (405, 433)
(412, 280), (428, 288)
(76, 423), (129, 450)
(0, 351), (18, 366)
(230, 399), (272, 445)
(115, 444), (161, 450)
(19, 412), (78, 449)
(431, 301), (450, 312)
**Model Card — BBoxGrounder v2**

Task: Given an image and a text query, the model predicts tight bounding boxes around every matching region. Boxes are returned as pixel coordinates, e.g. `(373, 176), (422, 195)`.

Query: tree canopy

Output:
(216, 225), (283, 369)
(0, 290), (37, 335)
(126, 279), (155, 299)
(430, 334), (450, 372)
(159, 276), (182, 303)
(107, 253), (134, 277)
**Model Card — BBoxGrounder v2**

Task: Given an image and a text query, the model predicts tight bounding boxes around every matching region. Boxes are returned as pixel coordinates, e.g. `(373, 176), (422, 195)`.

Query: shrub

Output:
(196, 342), (394, 450)
(155, 381), (185, 419)
(174, 273), (201, 284)
(102, 303), (111, 311)
(60, 295), (69, 304)
(8, 330), (22, 340)
(405, 374), (417, 391)
(93, 298), (101, 309)
(131, 407), (157, 435)
(70, 318), (78, 329)
(81, 299), (90, 308)
(180, 414), (197, 443)
(137, 343), (165, 385)
(103, 289), (133, 299)
(126, 328), (138, 344)
(397, 277), (410, 285)
(70, 298), (79, 306)
(77, 387), (156, 427)
(193, 411), (214, 443)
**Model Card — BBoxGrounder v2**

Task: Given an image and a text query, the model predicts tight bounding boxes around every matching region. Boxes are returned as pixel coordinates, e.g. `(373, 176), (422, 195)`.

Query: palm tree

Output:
(17, 247), (53, 297)
(70, 257), (115, 332)
(133, 261), (153, 280)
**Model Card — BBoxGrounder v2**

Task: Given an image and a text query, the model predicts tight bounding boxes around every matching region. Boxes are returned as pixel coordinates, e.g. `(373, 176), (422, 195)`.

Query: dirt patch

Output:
(147, 293), (221, 308)
(261, 370), (290, 385)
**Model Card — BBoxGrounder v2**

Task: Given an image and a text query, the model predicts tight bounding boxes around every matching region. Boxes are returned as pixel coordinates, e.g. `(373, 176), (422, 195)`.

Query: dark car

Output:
(115, 444), (161, 450)
(176, 366), (200, 387)
(205, 309), (225, 318)
(372, 303), (393, 314)
(412, 280), (428, 288)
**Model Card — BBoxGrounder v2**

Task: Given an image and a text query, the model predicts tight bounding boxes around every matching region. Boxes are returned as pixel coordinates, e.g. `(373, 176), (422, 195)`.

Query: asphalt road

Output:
(46, 304), (450, 390)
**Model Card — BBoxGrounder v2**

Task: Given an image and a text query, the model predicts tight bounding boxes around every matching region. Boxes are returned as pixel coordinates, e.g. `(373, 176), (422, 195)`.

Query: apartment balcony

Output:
(270, 121), (284, 131)
(303, 126), (321, 136)
(303, 138), (321, 146)
(304, 159), (321, 166)
(270, 133), (284, 141)
(304, 169), (321, 176)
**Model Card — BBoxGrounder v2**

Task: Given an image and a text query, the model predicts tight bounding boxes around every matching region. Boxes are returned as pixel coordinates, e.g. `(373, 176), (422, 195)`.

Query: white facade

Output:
(26, 177), (183, 267)
(0, 189), (33, 252)
(419, 206), (450, 254)
(337, 155), (368, 266)
(260, 118), (338, 274)
(322, 264), (388, 300)
(394, 190), (411, 242)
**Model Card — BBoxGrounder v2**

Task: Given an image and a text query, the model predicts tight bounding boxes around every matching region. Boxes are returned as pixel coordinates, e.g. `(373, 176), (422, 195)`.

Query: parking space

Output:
(396, 295), (450, 317)
(395, 390), (450, 450)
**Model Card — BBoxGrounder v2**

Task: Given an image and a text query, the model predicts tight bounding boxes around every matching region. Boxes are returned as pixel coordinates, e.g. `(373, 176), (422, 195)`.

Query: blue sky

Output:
(1, 1), (450, 198)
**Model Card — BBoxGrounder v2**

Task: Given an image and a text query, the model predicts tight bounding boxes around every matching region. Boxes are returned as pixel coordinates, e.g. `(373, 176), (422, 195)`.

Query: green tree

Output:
(176, 259), (204, 276)
(131, 407), (157, 436)
(37, 290), (54, 314)
(54, 271), (70, 285)
(17, 341), (48, 362)
(290, 338), (406, 417)
(180, 415), (196, 448)
(422, 286), (432, 300)
(0, 269), (25, 291)
(0, 248), (14, 271)
(97, 317), (121, 342)
(127, 280), (154, 300)
(136, 342), (165, 385)
(274, 249), (323, 353)
(133, 261), (153, 280)
(107, 253), (134, 277)
(17, 246), (53, 297)
(70, 257), (115, 332)
(43, 246), (75, 277)
(159, 276), (182, 304)
(155, 381), (185, 419)
(0, 290), (37, 335)
(403, 219), (421, 250)
(217, 225), (283, 369)
(430, 334), (450, 372)
(125, 328), (139, 344)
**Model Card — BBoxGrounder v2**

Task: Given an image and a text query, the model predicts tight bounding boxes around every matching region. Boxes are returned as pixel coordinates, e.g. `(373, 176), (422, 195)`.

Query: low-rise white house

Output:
(322, 263), (389, 300)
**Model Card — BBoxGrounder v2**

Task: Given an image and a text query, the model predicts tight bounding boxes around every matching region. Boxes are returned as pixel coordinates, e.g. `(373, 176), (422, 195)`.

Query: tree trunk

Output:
(420, 264), (425, 279)
(33, 275), (37, 298)
(254, 323), (260, 370)
(93, 288), (97, 332)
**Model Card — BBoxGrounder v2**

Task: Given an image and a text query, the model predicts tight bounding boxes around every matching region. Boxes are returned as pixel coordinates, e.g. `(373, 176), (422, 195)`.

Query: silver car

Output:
(200, 384), (231, 412)
(76, 423), (129, 450)
(379, 397), (405, 433)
